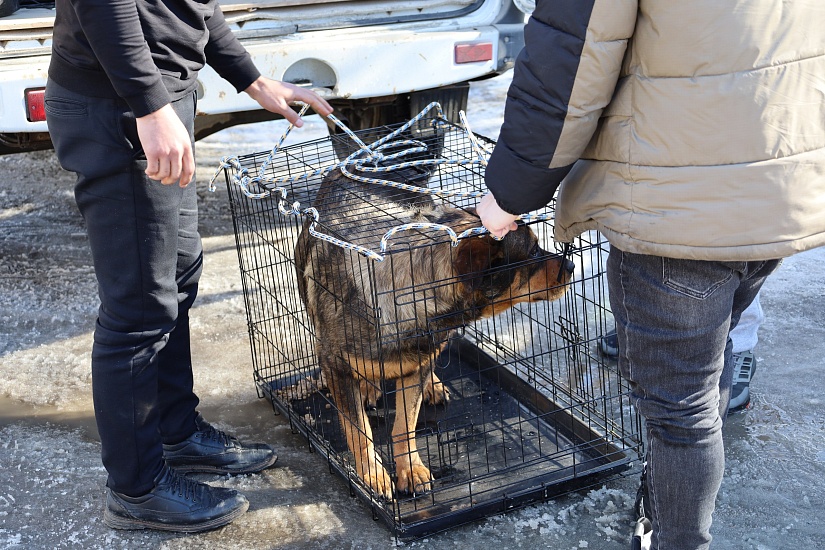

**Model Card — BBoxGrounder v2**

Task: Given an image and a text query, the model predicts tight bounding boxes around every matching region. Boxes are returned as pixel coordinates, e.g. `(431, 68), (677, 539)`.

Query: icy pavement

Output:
(2, 74), (825, 549)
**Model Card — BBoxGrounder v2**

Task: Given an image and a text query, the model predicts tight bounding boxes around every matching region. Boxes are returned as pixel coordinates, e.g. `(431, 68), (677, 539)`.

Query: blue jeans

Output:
(608, 248), (780, 550)
(45, 80), (202, 496)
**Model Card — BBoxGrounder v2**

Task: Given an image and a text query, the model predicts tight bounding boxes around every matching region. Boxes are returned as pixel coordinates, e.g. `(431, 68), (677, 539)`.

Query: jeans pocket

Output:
(662, 258), (742, 300)
(44, 96), (87, 118)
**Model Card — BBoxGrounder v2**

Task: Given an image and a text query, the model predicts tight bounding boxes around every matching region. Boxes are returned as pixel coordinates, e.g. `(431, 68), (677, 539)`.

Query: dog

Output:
(294, 162), (574, 500)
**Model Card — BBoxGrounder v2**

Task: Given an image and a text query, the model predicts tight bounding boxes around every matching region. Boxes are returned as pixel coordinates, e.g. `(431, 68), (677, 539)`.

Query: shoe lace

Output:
(167, 470), (200, 502)
(198, 424), (236, 447)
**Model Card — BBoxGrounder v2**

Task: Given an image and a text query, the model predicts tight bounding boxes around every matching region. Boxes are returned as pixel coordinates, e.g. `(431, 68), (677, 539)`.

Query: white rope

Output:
(212, 102), (552, 261)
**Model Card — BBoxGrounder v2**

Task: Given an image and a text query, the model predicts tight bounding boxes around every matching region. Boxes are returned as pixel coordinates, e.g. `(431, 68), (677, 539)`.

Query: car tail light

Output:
(454, 42), (493, 64)
(25, 87), (46, 122)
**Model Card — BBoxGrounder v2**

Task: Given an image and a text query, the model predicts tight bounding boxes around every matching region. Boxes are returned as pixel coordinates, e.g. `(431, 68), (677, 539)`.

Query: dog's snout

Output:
(552, 256), (575, 284)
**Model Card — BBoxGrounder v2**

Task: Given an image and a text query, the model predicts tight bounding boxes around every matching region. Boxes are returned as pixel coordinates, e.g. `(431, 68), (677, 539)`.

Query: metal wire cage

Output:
(221, 113), (643, 540)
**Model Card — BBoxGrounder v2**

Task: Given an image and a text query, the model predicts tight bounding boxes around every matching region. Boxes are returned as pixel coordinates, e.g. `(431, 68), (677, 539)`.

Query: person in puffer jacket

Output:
(478, 1), (825, 549)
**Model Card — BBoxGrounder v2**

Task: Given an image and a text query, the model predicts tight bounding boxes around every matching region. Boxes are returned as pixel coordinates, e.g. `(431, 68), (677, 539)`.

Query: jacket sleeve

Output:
(485, 0), (637, 215)
(68, 0), (170, 117)
(204, 6), (261, 93)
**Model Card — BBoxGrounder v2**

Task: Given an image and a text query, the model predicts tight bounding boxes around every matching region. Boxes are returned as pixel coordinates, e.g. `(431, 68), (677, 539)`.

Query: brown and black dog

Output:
(295, 163), (574, 500)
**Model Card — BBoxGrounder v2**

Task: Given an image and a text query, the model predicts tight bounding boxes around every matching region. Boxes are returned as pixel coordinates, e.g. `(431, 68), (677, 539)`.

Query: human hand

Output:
(136, 104), (195, 187)
(477, 192), (518, 239)
(244, 76), (334, 126)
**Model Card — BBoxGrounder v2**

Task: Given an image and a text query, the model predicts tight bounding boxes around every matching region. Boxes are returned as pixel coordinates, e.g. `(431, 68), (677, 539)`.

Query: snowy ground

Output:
(2, 73), (825, 549)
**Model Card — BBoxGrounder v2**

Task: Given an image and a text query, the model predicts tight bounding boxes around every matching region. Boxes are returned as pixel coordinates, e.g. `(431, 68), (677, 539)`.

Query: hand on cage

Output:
(244, 76), (333, 127)
(477, 192), (518, 239)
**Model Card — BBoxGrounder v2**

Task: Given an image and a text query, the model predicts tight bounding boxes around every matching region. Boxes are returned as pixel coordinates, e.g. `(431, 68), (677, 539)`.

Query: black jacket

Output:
(49, 0), (260, 117)
(483, 0), (597, 216)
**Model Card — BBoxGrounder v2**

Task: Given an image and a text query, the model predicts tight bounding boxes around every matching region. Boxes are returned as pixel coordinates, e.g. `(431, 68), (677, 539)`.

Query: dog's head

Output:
(454, 223), (574, 316)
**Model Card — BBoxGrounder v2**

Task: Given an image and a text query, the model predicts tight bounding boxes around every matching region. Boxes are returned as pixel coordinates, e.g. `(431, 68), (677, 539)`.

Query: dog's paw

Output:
(360, 379), (383, 411)
(395, 463), (433, 495)
(363, 468), (394, 500)
(424, 374), (450, 405)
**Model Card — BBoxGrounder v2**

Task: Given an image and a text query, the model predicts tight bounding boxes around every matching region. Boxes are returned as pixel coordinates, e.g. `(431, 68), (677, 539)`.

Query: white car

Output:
(0, 0), (530, 154)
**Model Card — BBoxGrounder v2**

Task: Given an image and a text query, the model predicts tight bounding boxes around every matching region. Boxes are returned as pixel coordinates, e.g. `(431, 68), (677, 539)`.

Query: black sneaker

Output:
(728, 351), (756, 413)
(163, 414), (278, 475)
(104, 466), (248, 533)
(599, 327), (619, 358)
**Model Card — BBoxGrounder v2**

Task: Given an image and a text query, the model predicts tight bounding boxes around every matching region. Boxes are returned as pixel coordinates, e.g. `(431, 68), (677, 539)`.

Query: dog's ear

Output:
(454, 236), (505, 289)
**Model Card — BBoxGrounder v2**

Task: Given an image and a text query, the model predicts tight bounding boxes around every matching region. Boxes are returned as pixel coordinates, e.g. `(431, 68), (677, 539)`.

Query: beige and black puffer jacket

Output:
(484, 0), (825, 261)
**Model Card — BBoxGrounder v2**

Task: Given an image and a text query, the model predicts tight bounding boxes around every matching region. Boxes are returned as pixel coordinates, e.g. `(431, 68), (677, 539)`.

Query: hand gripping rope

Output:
(210, 102), (553, 262)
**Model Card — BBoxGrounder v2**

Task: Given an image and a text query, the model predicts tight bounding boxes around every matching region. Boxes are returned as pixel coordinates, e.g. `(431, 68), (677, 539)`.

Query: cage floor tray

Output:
(262, 336), (634, 540)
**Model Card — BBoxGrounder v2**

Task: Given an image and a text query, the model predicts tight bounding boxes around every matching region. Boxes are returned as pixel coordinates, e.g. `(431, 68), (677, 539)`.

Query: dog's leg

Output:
(424, 342), (450, 405)
(423, 371), (450, 405)
(359, 377), (382, 410)
(392, 373), (433, 494)
(324, 363), (393, 499)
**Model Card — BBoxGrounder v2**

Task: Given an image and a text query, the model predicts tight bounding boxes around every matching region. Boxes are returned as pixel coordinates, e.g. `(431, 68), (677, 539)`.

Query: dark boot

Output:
(104, 466), (248, 532)
(163, 414), (278, 475)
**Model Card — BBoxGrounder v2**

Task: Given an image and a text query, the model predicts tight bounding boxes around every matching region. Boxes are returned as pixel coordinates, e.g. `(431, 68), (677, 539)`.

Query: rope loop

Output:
(379, 223), (459, 255)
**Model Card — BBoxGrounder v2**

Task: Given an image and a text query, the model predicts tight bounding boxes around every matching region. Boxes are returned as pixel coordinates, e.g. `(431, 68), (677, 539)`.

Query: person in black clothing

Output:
(44, 0), (333, 533)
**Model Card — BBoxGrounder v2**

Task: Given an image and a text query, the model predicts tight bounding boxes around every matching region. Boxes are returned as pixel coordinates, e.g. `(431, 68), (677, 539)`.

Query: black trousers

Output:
(45, 80), (202, 496)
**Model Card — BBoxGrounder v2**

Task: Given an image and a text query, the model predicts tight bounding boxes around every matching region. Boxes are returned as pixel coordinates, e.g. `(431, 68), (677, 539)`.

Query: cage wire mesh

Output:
(222, 112), (643, 540)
